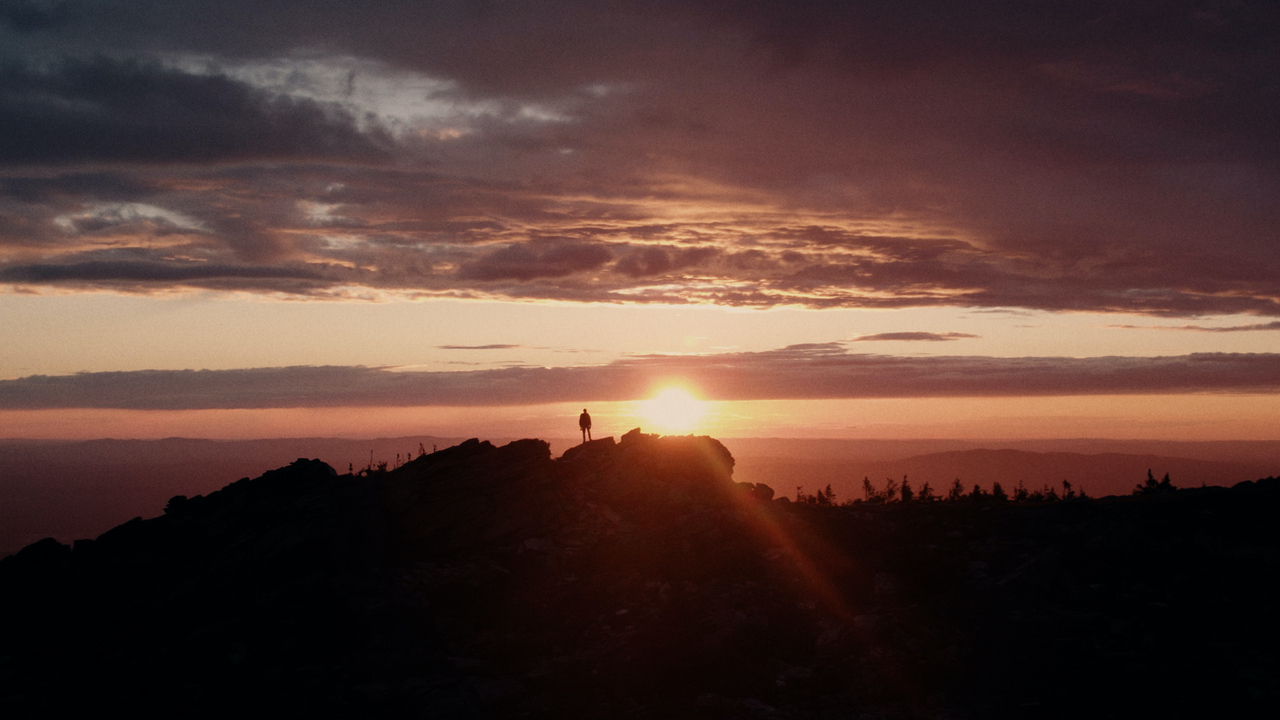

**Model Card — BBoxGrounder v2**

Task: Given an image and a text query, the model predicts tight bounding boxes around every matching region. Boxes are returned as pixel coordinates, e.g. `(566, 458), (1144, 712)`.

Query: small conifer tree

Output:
(1013, 481), (1029, 502)
(821, 484), (836, 505)
(862, 477), (879, 503)
(883, 477), (900, 502)
(900, 478), (915, 503)
(1135, 469), (1176, 495)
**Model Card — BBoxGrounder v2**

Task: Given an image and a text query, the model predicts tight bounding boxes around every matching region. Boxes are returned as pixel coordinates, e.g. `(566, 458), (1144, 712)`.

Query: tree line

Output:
(796, 475), (1089, 506)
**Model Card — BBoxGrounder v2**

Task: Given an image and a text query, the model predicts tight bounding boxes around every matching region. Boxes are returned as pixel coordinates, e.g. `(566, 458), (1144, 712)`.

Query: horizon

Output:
(6, 430), (1279, 557)
(9, 432), (1280, 450)
(3, 3), (1280, 442)
(4, 391), (1280, 442)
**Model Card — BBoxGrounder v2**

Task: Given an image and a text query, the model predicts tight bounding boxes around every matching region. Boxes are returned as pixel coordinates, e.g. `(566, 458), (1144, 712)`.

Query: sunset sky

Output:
(2, 1), (1279, 440)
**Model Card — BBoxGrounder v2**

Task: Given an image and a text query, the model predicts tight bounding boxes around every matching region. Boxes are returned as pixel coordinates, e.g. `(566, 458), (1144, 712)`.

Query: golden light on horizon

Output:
(637, 386), (709, 435)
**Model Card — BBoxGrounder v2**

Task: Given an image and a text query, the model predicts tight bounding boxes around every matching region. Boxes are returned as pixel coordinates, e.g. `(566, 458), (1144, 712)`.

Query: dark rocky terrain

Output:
(2, 431), (1278, 718)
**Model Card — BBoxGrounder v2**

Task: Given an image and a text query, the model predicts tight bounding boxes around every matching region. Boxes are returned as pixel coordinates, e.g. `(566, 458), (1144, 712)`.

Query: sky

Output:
(1, 0), (1279, 441)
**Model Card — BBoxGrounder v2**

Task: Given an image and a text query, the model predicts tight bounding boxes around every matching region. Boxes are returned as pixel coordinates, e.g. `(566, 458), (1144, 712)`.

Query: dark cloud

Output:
(615, 245), (718, 277)
(0, 173), (155, 203)
(458, 241), (612, 281)
(853, 332), (980, 342)
(0, 259), (325, 283)
(0, 2), (1277, 315)
(0, 1), (75, 31)
(4, 346), (1280, 410)
(0, 57), (387, 164)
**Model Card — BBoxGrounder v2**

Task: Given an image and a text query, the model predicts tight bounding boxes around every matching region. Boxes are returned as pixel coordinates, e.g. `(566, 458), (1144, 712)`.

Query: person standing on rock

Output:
(579, 409), (592, 443)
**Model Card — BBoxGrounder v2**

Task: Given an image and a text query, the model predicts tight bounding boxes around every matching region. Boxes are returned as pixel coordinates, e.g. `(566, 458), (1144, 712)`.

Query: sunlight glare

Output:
(638, 386), (709, 434)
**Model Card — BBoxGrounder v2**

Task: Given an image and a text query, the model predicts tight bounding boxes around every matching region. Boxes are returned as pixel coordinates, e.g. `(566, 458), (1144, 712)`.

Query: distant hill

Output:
(720, 437), (1280, 465)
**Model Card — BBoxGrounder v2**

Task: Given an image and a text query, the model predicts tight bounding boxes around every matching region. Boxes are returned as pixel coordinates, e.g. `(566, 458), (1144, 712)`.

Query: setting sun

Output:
(637, 387), (709, 434)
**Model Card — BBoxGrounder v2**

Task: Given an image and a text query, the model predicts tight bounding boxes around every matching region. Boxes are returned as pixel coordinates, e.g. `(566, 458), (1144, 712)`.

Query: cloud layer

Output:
(1113, 321), (1280, 333)
(852, 332), (980, 342)
(4, 345), (1279, 410)
(1, 2), (1278, 315)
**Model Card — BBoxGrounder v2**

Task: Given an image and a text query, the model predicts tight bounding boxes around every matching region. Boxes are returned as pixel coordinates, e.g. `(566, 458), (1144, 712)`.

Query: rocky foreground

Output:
(2, 431), (1278, 718)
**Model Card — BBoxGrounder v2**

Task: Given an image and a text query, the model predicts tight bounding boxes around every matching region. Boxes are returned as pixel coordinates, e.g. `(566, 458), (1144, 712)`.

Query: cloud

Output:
(614, 245), (718, 278)
(0, 2), (1278, 316)
(1112, 321), (1280, 333)
(457, 241), (613, 281)
(852, 332), (980, 342)
(0, 57), (388, 164)
(5, 346), (1280, 410)
(0, 1), (74, 31)
(0, 173), (155, 203)
(0, 259), (327, 284)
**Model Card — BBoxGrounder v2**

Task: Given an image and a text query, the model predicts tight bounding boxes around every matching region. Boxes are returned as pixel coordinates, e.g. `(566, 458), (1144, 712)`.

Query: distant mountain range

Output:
(3, 435), (1279, 556)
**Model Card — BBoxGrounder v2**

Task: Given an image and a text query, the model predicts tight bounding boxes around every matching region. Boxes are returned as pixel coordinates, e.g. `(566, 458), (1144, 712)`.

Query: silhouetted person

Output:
(579, 409), (592, 443)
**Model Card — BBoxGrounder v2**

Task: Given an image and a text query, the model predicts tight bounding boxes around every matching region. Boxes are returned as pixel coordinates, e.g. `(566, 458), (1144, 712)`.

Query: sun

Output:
(638, 386), (709, 434)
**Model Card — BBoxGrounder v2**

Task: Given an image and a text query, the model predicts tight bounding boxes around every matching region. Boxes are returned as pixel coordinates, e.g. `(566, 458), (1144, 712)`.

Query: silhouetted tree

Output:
(1062, 480), (1076, 500)
(917, 481), (937, 502)
(991, 481), (1008, 502)
(1135, 469), (1176, 496)
(798, 484), (836, 505)
(900, 478), (915, 503)
(968, 483), (988, 501)
(883, 477), (900, 503)
(862, 477), (881, 503)
(1013, 481), (1029, 502)
(947, 478), (966, 501)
